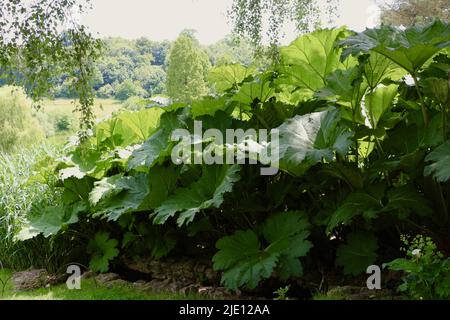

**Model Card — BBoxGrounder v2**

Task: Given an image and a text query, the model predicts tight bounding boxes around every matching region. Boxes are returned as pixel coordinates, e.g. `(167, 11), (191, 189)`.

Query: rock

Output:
(133, 281), (153, 292)
(179, 284), (202, 295)
(81, 271), (95, 279)
(204, 268), (219, 284)
(198, 286), (240, 299)
(123, 257), (219, 285)
(148, 278), (173, 293)
(12, 269), (50, 292)
(95, 273), (120, 284)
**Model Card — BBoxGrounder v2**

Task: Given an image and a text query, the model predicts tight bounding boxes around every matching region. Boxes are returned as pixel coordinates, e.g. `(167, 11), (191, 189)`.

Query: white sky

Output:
(81, 0), (381, 45)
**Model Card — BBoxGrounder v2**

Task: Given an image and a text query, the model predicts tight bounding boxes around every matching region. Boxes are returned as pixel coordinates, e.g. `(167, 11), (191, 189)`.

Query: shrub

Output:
(55, 114), (73, 132)
(384, 235), (450, 300)
(32, 111), (56, 138)
(97, 84), (115, 99)
(115, 80), (147, 101)
(0, 86), (45, 152)
(121, 96), (149, 111)
(0, 145), (78, 272)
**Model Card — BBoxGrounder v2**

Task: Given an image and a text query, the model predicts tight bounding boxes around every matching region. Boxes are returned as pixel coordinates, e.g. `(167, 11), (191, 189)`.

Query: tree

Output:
(207, 36), (254, 66)
(0, 0), (102, 135)
(378, 0), (450, 26)
(115, 80), (147, 101)
(166, 32), (211, 103)
(0, 86), (45, 151)
(135, 38), (171, 66)
(134, 65), (167, 96)
(97, 84), (115, 99)
(228, 0), (338, 47)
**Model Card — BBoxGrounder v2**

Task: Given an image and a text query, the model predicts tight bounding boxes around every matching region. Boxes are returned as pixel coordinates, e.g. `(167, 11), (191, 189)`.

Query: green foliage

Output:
(206, 36), (254, 66)
(0, 145), (78, 272)
(384, 235), (450, 299)
(121, 96), (150, 111)
(154, 165), (241, 226)
(115, 80), (147, 100)
(274, 109), (353, 176)
(208, 64), (255, 93)
(16, 204), (82, 240)
(424, 140), (450, 182)
(278, 28), (356, 101)
(134, 65), (166, 96)
(0, 86), (45, 152)
(87, 232), (120, 273)
(229, 0), (338, 46)
(273, 285), (290, 300)
(340, 21), (450, 74)
(191, 96), (229, 118)
(55, 114), (74, 132)
(14, 23), (450, 293)
(166, 33), (211, 102)
(0, 0), (103, 134)
(213, 212), (312, 290)
(336, 232), (378, 276)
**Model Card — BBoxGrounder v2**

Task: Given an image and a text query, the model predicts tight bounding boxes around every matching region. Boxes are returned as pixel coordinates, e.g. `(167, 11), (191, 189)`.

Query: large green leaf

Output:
(127, 129), (173, 170)
(61, 177), (94, 204)
(191, 96), (229, 118)
(127, 109), (191, 170)
(92, 173), (150, 221)
(262, 211), (313, 280)
(365, 84), (399, 128)
(153, 165), (241, 226)
(272, 109), (353, 176)
(89, 174), (124, 206)
(363, 52), (406, 89)
(16, 203), (84, 240)
(327, 192), (383, 233)
(425, 140), (450, 182)
(315, 67), (368, 124)
(336, 232), (378, 276)
(213, 230), (277, 290)
(87, 232), (119, 273)
(141, 166), (180, 210)
(277, 28), (356, 100)
(96, 108), (164, 149)
(340, 21), (450, 74)
(58, 148), (101, 181)
(213, 211), (312, 289)
(422, 77), (449, 105)
(208, 64), (255, 93)
(383, 186), (431, 217)
(232, 73), (275, 105)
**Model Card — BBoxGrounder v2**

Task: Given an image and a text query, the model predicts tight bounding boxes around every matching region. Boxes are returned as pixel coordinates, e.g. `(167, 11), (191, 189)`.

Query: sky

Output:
(81, 0), (381, 45)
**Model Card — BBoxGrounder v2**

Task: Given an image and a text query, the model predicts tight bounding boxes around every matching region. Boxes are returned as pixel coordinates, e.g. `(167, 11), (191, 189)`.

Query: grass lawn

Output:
(40, 98), (122, 120)
(0, 269), (204, 300)
(38, 98), (123, 146)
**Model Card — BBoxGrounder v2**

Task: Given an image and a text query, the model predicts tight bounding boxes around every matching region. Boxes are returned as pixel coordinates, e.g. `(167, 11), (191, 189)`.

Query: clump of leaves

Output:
(336, 232), (379, 276)
(87, 232), (120, 273)
(213, 211), (313, 290)
(273, 285), (290, 300)
(384, 235), (450, 300)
